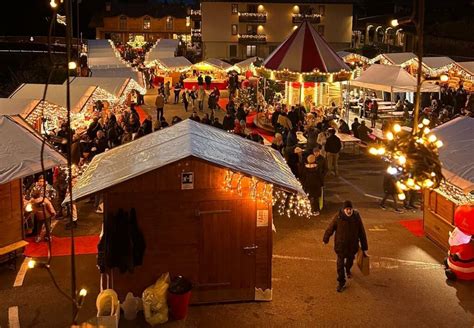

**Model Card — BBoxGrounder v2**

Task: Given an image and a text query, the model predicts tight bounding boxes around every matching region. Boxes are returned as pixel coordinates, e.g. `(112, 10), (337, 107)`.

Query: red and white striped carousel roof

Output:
(263, 21), (350, 74)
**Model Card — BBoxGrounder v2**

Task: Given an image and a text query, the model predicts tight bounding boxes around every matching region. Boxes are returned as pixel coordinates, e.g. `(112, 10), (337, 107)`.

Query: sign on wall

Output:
(257, 209), (269, 227)
(181, 172), (194, 190)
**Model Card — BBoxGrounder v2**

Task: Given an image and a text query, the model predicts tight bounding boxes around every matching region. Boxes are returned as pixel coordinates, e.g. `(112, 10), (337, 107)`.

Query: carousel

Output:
(254, 20), (352, 109)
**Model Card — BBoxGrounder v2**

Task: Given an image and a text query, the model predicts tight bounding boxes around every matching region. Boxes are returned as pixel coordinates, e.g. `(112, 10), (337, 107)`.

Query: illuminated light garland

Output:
(436, 180), (474, 205)
(222, 171), (313, 217)
(254, 66), (352, 83)
(238, 34), (267, 41)
(238, 12), (267, 18)
(368, 119), (444, 196)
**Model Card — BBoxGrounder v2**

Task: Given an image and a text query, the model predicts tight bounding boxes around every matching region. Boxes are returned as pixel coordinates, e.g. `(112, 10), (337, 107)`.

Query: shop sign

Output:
(181, 172), (194, 190)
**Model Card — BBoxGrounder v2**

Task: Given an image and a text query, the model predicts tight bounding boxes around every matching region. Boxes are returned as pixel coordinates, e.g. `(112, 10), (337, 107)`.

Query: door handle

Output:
(243, 245), (258, 251)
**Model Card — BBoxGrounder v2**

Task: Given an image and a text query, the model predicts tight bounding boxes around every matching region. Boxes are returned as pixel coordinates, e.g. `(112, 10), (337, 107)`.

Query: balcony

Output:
(238, 12), (267, 23)
(190, 9), (201, 20)
(191, 28), (201, 42)
(238, 34), (267, 44)
(292, 14), (321, 24)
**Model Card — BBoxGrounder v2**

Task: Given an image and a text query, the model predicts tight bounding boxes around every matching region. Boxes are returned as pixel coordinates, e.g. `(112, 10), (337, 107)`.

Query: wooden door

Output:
(195, 199), (256, 303)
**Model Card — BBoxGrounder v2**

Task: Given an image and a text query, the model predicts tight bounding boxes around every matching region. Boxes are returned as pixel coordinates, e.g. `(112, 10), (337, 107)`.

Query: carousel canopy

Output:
(0, 115), (66, 184)
(263, 21), (350, 74)
(9, 84), (96, 113)
(351, 64), (439, 93)
(69, 119), (304, 201)
(432, 116), (474, 192)
(369, 52), (416, 66)
(195, 58), (232, 71)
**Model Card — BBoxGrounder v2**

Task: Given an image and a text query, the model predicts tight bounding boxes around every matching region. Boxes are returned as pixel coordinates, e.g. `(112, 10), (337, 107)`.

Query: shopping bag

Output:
(143, 272), (170, 326)
(96, 273), (120, 328)
(356, 249), (370, 275)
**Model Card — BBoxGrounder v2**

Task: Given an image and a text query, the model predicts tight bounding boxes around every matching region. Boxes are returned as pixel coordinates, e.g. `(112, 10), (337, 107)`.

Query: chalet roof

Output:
(71, 119), (304, 201)
(0, 115), (66, 184)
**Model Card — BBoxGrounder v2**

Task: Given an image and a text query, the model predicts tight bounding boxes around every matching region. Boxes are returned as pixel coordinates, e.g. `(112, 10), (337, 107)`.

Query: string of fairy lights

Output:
(222, 170), (313, 218)
(368, 119), (444, 200)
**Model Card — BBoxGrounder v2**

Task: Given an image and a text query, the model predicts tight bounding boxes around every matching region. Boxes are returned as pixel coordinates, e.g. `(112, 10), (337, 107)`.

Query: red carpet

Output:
(218, 98), (229, 112)
(399, 219), (424, 237)
(135, 106), (148, 124)
(24, 235), (100, 258)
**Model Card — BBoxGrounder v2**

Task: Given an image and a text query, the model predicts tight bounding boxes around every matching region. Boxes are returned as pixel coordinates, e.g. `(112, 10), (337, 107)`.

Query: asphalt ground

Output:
(1, 91), (473, 327)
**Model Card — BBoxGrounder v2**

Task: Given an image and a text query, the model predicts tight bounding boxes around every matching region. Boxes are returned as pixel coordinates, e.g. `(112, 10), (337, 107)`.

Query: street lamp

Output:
(391, 0), (425, 135)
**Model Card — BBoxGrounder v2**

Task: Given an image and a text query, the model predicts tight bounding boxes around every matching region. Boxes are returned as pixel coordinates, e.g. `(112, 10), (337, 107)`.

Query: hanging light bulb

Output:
(423, 127), (430, 135)
(50, 0), (58, 8)
(398, 155), (406, 165)
(428, 135), (437, 143)
(422, 118), (430, 126)
(423, 179), (434, 188)
(386, 131), (394, 140)
(369, 147), (378, 155)
(398, 193), (406, 200)
(435, 140), (443, 148)
(377, 147), (386, 155)
(387, 166), (397, 175)
(406, 178), (415, 187)
(393, 124), (401, 133)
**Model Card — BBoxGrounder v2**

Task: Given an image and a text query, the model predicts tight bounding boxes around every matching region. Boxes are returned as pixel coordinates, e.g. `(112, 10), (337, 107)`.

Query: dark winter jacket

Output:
(383, 173), (397, 194)
(323, 209), (368, 257)
(222, 115), (235, 131)
(324, 134), (342, 154)
(302, 164), (323, 198)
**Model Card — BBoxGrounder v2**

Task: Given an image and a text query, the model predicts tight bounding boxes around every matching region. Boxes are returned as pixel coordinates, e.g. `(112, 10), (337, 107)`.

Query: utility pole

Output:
(412, 0), (424, 134)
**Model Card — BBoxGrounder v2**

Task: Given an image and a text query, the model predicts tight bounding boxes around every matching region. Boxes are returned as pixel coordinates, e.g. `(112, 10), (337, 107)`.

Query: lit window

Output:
(232, 4), (238, 14)
(166, 17), (173, 30)
(143, 16), (151, 30)
(186, 16), (191, 27)
(231, 24), (238, 35)
(246, 45), (256, 57)
(119, 15), (127, 30)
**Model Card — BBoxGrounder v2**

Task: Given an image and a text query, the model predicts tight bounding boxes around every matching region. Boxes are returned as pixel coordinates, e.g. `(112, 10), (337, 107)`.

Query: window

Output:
(186, 16), (190, 27)
(166, 17), (173, 30)
(247, 24), (257, 34)
(143, 16), (151, 30)
(317, 25), (325, 36)
(246, 45), (256, 57)
(231, 24), (238, 35)
(119, 15), (127, 30)
(229, 45), (237, 58)
(319, 5), (325, 16)
(231, 4), (238, 14)
(247, 4), (258, 13)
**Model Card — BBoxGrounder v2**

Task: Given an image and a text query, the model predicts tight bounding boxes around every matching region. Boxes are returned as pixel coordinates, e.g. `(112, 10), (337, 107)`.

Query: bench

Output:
(0, 240), (29, 270)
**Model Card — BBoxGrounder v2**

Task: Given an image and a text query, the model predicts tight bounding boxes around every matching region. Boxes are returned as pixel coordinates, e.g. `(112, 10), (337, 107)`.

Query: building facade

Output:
(92, 1), (191, 43)
(199, 0), (354, 60)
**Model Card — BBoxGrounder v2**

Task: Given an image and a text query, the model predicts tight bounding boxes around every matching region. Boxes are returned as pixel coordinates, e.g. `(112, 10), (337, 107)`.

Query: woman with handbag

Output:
(31, 189), (56, 242)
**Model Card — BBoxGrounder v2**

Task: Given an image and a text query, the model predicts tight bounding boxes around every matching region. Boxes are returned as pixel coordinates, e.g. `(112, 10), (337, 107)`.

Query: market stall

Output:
(229, 57), (262, 76)
(337, 51), (370, 71)
(369, 52), (417, 67)
(145, 39), (179, 64)
(146, 56), (192, 85)
(0, 115), (65, 252)
(87, 39), (128, 69)
(423, 117), (474, 250)
(70, 119), (309, 304)
(91, 67), (145, 89)
(255, 20), (352, 108)
(9, 83), (117, 133)
(448, 61), (474, 91)
(184, 58), (232, 90)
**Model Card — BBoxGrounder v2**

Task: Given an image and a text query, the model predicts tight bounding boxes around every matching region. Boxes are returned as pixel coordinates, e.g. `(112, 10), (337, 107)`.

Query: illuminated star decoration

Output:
(369, 119), (444, 200)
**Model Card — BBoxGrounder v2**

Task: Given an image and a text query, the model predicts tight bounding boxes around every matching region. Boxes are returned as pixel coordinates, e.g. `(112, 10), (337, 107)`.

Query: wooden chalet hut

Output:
(71, 119), (305, 304)
(423, 117), (474, 250)
(0, 115), (65, 258)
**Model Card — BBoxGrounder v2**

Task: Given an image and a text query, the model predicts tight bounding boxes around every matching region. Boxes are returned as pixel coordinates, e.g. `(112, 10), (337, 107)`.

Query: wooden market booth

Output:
(146, 56), (192, 85)
(184, 58), (232, 90)
(423, 117), (474, 250)
(71, 119), (305, 304)
(448, 61), (474, 92)
(0, 115), (66, 261)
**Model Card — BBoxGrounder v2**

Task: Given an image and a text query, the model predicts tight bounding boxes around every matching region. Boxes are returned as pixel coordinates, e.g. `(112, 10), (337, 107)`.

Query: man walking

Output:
(324, 128), (342, 176)
(155, 92), (165, 121)
(323, 200), (368, 292)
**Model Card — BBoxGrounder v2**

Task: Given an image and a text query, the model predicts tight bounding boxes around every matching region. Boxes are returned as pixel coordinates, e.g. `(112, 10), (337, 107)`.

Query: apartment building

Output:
(92, 1), (191, 43)
(199, 0), (355, 60)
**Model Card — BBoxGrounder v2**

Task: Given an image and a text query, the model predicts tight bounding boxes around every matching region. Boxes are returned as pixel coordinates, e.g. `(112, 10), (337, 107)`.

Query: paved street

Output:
(1, 149), (473, 327)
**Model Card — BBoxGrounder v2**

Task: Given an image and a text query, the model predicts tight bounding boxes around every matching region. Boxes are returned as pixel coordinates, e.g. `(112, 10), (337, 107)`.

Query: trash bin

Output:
(167, 276), (192, 320)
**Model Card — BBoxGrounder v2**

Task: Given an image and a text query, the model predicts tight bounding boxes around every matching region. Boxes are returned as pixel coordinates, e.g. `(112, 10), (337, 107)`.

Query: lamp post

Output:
(391, 0), (424, 135)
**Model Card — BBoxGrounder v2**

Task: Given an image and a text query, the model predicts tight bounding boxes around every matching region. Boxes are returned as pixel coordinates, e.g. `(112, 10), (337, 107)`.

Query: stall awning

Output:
(0, 116), (66, 184)
(337, 51), (369, 63)
(145, 39), (178, 63)
(194, 58), (232, 71)
(70, 119), (304, 201)
(0, 98), (40, 117)
(351, 64), (440, 93)
(432, 116), (474, 193)
(421, 57), (454, 71)
(454, 61), (474, 77)
(369, 52), (416, 66)
(65, 77), (130, 98)
(9, 84), (97, 113)
(90, 68), (145, 88)
(150, 56), (192, 71)
(87, 39), (127, 69)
